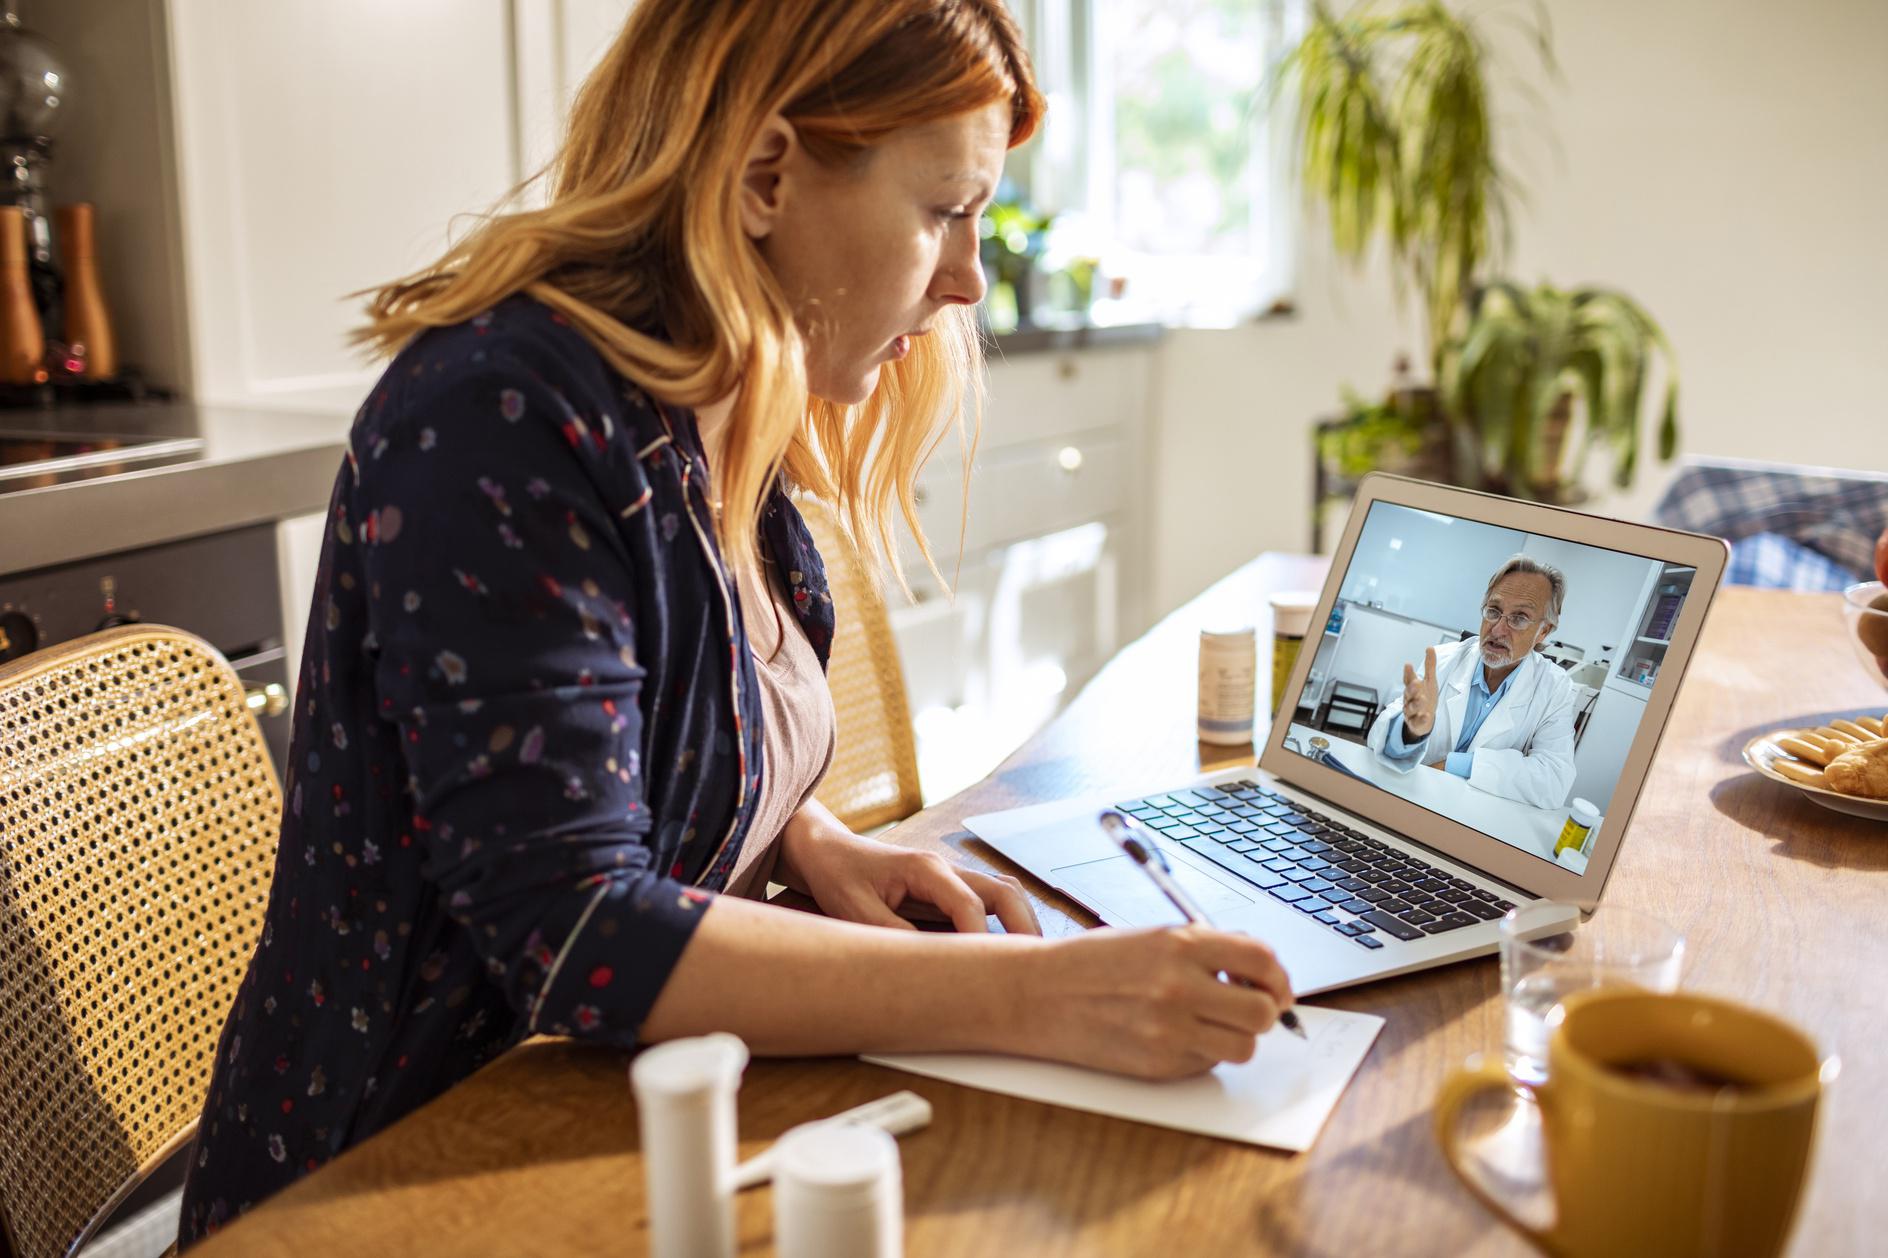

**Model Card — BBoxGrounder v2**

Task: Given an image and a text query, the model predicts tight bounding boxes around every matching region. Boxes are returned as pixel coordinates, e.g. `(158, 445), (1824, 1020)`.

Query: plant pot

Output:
(1525, 391), (1578, 503)
(1386, 386), (1457, 483)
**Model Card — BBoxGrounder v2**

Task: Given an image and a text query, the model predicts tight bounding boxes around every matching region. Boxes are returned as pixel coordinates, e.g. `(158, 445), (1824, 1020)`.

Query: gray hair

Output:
(1485, 554), (1566, 632)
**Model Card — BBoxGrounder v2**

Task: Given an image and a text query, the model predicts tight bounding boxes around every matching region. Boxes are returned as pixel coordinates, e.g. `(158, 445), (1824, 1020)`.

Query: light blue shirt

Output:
(1385, 660), (1521, 778)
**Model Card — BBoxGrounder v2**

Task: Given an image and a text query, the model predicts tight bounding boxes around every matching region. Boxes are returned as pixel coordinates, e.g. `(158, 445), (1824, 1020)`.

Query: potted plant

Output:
(1275, 0), (1549, 382)
(1279, 1), (1682, 510)
(979, 194), (1053, 332)
(1440, 280), (1680, 502)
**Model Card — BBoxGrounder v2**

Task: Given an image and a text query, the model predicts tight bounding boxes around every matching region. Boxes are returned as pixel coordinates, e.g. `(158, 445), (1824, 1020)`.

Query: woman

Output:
(181, 0), (1292, 1240)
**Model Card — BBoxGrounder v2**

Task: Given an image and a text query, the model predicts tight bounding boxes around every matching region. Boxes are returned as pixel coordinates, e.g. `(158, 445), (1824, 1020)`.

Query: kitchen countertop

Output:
(988, 319), (1163, 356)
(0, 402), (351, 576)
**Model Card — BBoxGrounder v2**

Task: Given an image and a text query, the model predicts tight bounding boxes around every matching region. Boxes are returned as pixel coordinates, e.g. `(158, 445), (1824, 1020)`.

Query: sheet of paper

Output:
(862, 1004), (1383, 1153)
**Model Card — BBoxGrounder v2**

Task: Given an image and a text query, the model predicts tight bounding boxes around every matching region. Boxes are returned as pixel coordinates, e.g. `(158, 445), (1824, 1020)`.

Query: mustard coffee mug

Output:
(1435, 989), (1832, 1258)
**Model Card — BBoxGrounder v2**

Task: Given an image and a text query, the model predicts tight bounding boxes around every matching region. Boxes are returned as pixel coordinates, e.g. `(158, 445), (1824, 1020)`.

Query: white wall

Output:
(1338, 504), (1521, 632)
(1517, 537), (1658, 667)
(1147, 0), (1888, 621)
(1316, 606), (1457, 711)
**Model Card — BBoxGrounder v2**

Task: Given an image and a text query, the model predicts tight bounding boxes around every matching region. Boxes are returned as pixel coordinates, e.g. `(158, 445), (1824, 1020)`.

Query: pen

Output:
(1098, 809), (1308, 1040)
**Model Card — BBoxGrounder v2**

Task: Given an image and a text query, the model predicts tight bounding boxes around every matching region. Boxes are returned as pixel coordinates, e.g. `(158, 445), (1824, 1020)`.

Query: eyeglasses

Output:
(1481, 605), (1543, 633)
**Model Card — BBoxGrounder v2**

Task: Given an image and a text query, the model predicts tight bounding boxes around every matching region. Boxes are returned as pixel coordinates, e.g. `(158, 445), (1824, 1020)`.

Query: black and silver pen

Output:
(1098, 809), (1307, 1040)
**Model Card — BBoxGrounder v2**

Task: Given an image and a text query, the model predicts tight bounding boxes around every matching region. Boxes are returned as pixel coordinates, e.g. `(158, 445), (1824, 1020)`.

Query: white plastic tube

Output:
(629, 1033), (749, 1258)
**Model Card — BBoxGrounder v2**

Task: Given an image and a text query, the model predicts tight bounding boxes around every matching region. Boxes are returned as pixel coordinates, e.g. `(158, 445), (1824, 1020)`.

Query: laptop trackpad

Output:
(1052, 853), (1254, 927)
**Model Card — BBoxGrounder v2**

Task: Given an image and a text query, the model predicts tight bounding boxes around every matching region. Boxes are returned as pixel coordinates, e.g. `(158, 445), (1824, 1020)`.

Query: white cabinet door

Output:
(512, 0), (636, 191)
(1571, 680), (1650, 817)
(167, 1), (520, 413)
(886, 345), (1153, 802)
(275, 510), (327, 705)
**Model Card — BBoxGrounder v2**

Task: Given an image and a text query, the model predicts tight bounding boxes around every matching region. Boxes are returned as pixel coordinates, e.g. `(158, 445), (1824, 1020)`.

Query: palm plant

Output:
(1275, 0), (1551, 379)
(1440, 280), (1680, 501)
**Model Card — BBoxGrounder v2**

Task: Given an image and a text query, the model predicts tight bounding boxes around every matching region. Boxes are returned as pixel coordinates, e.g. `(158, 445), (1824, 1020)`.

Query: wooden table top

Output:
(194, 557), (1886, 1257)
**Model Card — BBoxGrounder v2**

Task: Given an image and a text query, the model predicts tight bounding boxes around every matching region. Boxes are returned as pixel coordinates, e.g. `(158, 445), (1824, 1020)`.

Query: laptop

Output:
(967, 474), (1728, 996)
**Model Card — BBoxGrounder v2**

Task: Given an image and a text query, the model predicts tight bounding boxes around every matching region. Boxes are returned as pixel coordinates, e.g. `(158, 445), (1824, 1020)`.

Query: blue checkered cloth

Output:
(1653, 460), (1887, 592)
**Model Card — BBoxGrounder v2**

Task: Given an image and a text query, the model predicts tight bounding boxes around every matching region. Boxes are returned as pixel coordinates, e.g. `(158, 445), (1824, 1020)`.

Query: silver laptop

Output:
(967, 474), (1728, 996)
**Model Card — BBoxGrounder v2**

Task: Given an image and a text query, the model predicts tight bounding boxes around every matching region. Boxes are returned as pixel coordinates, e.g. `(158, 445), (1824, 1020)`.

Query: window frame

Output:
(1011, 0), (1305, 327)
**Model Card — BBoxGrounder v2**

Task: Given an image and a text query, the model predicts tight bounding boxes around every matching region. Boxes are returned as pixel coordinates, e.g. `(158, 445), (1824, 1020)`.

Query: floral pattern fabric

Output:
(178, 296), (834, 1245)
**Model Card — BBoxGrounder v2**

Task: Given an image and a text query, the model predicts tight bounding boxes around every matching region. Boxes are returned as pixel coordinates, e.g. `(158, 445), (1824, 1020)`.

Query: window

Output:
(1015, 0), (1301, 326)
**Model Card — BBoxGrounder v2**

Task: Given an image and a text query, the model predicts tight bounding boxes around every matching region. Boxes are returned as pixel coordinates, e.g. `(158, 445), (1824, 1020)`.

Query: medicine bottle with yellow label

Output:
(1555, 798), (1601, 857)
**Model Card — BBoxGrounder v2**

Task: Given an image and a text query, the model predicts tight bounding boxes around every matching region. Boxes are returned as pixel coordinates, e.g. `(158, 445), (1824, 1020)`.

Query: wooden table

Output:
(195, 557), (1886, 1257)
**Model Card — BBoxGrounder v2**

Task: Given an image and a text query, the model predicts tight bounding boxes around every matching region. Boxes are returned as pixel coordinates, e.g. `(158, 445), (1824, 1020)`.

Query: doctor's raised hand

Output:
(1402, 646), (1440, 738)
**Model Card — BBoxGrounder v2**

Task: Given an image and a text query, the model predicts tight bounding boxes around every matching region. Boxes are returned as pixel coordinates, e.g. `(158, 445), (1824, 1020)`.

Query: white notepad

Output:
(862, 1004), (1383, 1153)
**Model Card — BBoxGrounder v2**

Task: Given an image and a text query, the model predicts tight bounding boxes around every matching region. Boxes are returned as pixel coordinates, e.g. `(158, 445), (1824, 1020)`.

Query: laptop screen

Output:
(1283, 501), (1697, 873)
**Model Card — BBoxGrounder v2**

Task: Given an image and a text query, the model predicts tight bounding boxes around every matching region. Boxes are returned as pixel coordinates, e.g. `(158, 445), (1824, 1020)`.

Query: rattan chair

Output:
(0, 627), (280, 1258)
(799, 498), (924, 832)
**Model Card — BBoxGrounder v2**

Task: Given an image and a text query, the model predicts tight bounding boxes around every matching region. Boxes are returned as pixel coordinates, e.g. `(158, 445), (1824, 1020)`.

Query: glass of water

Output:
(1499, 902), (1686, 1086)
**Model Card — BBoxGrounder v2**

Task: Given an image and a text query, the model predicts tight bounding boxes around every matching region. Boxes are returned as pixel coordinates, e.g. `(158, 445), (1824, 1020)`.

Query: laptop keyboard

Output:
(1114, 779), (1516, 950)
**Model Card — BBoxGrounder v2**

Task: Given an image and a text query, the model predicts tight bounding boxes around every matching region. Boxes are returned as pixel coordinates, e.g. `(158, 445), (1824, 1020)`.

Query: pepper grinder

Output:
(0, 203), (41, 382)
(55, 202), (111, 377)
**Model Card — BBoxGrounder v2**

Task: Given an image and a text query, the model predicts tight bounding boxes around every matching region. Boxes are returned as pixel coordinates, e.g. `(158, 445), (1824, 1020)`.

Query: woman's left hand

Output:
(778, 812), (1041, 935)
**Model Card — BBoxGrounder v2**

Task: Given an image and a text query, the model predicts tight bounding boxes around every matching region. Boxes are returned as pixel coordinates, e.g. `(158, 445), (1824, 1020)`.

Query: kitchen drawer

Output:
(909, 431), (1128, 567)
(981, 348), (1152, 454)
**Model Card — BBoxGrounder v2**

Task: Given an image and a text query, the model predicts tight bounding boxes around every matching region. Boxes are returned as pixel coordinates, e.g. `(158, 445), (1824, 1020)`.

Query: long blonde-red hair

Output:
(355, 0), (1043, 578)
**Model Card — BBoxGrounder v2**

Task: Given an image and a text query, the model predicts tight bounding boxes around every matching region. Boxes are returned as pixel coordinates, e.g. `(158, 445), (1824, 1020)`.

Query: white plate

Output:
(1742, 730), (1888, 822)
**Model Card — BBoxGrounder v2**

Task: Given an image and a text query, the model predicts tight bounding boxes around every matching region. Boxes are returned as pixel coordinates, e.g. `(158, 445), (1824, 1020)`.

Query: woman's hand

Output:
(1007, 924), (1293, 1080)
(777, 804), (1041, 935)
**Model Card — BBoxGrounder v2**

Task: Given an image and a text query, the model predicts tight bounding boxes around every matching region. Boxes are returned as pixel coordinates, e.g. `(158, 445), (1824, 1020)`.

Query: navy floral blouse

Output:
(178, 296), (834, 1244)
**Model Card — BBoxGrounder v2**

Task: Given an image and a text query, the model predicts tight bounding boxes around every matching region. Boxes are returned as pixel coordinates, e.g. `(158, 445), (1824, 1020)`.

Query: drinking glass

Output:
(1499, 902), (1685, 1086)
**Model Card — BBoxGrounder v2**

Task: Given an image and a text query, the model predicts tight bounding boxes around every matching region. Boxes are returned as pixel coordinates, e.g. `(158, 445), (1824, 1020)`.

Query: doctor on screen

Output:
(1366, 555), (1577, 809)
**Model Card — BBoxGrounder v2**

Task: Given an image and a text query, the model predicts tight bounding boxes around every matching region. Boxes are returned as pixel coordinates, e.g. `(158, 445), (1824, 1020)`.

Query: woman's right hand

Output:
(1007, 925), (1295, 1080)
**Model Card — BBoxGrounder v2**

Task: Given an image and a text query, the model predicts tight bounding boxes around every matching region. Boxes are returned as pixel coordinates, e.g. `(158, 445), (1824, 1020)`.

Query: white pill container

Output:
(772, 1121), (904, 1258)
(630, 1032), (749, 1258)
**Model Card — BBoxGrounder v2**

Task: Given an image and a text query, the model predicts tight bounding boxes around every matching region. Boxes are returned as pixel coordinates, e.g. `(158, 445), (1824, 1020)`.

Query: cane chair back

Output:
(0, 627), (280, 1258)
(800, 499), (925, 831)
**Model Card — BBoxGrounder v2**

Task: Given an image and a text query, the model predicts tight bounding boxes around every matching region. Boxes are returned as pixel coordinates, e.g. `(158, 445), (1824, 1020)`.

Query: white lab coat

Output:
(1365, 638), (1577, 810)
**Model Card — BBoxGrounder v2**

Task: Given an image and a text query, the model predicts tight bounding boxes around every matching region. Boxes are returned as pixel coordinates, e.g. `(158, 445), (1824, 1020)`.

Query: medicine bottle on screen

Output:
(1555, 798), (1601, 857)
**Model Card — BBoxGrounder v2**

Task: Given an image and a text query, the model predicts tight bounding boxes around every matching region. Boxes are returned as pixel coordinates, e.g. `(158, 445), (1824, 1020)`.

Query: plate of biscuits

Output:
(1743, 714), (1888, 821)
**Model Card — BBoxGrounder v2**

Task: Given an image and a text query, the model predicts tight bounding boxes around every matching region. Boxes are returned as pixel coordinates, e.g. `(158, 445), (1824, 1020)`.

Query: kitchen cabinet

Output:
(891, 346), (1153, 799)
(276, 510), (328, 704)
(44, 0), (616, 412)
(165, 0), (520, 413)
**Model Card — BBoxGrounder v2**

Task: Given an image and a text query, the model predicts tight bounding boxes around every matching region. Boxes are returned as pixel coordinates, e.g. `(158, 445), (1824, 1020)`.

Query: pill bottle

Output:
(630, 1033), (749, 1258)
(1198, 627), (1257, 745)
(1269, 592), (1319, 717)
(1554, 798), (1601, 857)
(774, 1122), (904, 1258)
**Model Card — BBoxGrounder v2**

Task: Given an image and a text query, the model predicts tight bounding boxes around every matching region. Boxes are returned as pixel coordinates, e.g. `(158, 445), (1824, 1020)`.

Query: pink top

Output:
(721, 543), (838, 899)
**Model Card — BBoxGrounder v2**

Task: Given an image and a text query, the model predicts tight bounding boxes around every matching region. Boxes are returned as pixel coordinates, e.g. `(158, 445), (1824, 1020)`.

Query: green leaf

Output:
(1657, 382), (1680, 460)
